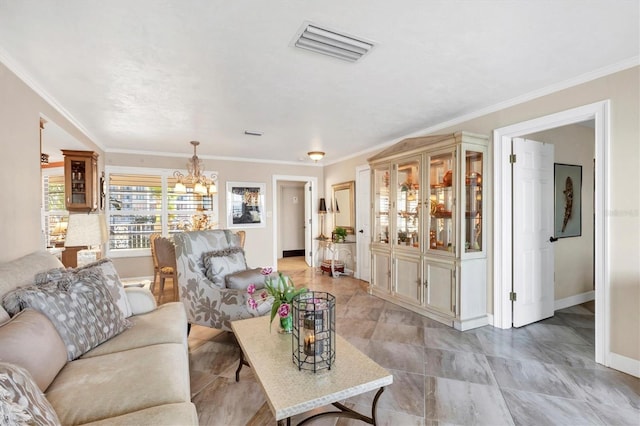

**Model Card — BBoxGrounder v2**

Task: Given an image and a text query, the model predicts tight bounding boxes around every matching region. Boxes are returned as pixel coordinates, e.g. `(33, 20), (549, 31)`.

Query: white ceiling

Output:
(1, 1), (638, 165)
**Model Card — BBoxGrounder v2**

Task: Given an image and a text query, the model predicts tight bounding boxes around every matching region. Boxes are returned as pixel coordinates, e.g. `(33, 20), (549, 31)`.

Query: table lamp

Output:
(65, 213), (108, 267)
(318, 198), (328, 240)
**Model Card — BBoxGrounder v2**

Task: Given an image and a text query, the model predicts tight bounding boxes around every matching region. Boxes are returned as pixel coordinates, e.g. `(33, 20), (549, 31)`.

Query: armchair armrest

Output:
(124, 287), (157, 315)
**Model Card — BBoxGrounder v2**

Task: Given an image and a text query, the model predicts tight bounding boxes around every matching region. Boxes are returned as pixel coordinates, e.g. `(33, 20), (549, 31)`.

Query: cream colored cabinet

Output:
(371, 249), (391, 293)
(368, 131), (488, 330)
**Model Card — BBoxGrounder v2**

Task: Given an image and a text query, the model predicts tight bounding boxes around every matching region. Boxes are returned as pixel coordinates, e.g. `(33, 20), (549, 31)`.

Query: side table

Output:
(316, 239), (355, 277)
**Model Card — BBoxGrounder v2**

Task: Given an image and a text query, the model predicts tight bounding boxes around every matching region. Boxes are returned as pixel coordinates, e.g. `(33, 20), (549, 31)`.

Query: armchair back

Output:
(173, 230), (269, 331)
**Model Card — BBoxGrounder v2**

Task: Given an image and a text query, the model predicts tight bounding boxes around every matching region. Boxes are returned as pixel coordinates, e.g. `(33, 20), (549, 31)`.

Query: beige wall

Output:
(329, 66), (639, 362)
(106, 152), (322, 277)
(0, 61), (103, 262)
(526, 124), (595, 301)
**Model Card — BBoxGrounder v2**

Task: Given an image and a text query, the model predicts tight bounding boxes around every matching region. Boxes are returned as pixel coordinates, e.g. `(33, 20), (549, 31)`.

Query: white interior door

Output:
(512, 138), (555, 327)
(304, 181), (312, 266)
(356, 165), (371, 282)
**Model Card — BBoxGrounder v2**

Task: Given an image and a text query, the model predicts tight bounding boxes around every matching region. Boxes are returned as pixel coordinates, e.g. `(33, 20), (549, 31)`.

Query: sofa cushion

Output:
(0, 309), (67, 391)
(34, 258), (133, 319)
(3, 269), (131, 360)
(46, 343), (191, 426)
(81, 302), (187, 358)
(79, 402), (198, 426)
(0, 251), (64, 321)
(0, 362), (61, 426)
(225, 267), (266, 290)
(202, 247), (248, 288)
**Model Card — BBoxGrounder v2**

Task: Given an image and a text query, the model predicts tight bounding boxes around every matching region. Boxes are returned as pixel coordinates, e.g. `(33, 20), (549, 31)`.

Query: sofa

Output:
(174, 229), (272, 332)
(0, 251), (197, 425)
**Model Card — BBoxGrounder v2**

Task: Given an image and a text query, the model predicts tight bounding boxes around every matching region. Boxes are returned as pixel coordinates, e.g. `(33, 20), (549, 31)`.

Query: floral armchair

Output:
(173, 229), (271, 331)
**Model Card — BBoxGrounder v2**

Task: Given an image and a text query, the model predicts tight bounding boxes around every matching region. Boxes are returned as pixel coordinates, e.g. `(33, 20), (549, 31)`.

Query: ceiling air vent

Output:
(292, 22), (375, 62)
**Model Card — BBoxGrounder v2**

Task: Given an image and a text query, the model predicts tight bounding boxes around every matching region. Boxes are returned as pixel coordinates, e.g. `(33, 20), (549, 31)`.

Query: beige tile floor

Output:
(158, 258), (639, 425)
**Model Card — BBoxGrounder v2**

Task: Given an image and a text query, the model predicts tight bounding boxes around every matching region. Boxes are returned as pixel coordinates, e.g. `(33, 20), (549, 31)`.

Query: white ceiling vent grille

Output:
(292, 22), (375, 62)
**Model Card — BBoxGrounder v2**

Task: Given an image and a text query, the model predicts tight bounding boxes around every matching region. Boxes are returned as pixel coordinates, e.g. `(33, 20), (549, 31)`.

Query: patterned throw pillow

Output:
(0, 362), (61, 426)
(34, 259), (133, 318)
(202, 247), (248, 288)
(3, 269), (131, 360)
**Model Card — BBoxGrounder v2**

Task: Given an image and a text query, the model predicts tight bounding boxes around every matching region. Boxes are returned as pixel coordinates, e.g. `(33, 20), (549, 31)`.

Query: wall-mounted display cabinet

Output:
(62, 150), (99, 212)
(368, 132), (488, 330)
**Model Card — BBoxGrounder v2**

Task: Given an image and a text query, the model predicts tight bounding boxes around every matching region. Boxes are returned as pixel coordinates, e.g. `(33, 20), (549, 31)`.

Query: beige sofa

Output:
(0, 251), (197, 425)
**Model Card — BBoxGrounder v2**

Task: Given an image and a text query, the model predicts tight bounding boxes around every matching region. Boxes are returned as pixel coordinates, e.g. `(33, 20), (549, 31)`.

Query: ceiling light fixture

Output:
(293, 22), (375, 62)
(307, 151), (325, 162)
(244, 130), (263, 136)
(173, 141), (217, 195)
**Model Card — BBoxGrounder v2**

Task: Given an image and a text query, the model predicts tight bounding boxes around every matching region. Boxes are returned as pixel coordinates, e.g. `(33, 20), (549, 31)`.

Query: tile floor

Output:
(181, 258), (640, 425)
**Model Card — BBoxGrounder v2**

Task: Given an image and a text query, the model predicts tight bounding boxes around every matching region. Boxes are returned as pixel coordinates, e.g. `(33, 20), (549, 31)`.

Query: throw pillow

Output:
(34, 259), (133, 319)
(0, 362), (61, 426)
(2, 269), (131, 361)
(0, 309), (67, 392)
(75, 258), (133, 318)
(202, 247), (248, 288)
(225, 267), (266, 290)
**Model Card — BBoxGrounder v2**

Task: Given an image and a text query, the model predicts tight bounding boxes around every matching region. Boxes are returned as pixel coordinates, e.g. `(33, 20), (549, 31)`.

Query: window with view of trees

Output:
(106, 167), (218, 255)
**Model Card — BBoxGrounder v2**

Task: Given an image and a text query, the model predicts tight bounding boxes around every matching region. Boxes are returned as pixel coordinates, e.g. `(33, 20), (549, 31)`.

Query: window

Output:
(106, 167), (218, 257)
(42, 168), (68, 247)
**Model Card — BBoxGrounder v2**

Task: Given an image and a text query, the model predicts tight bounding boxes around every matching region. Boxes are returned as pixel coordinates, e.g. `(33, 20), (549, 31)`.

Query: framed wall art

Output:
(226, 182), (266, 228)
(554, 163), (582, 238)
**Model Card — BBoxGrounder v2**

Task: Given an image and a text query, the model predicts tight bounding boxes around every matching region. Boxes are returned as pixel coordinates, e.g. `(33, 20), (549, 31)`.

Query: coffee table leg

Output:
(296, 386), (386, 425)
(235, 350), (250, 382)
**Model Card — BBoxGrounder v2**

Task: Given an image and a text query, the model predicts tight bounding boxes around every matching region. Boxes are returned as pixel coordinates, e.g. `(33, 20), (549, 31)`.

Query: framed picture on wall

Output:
(226, 182), (266, 228)
(554, 163), (582, 238)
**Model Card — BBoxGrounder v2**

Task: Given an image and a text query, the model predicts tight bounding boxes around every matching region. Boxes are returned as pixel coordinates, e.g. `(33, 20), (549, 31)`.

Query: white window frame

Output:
(105, 166), (218, 258)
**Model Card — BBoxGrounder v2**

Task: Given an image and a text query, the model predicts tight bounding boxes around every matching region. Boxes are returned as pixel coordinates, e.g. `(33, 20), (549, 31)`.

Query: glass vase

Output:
(279, 314), (293, 334)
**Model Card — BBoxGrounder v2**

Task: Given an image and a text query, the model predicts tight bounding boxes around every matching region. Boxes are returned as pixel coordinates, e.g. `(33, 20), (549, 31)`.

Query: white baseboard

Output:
(486, 313), (495, 327)
(609, 352), (640, 378)
(554, 291), (595, 311)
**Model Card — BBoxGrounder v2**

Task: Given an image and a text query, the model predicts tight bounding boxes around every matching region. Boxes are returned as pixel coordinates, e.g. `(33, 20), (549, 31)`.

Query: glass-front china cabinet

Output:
(368, 132), (488, 330)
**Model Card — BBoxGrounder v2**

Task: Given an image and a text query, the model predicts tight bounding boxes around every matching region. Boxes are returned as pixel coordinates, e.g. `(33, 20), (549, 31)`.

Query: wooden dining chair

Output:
(149, 233), (162, 294)
(153, 236), (177, 302)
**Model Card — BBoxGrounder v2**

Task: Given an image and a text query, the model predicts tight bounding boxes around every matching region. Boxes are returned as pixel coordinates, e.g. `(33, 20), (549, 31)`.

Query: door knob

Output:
(549, 236), (558, 243)
(359, 229), (364, 233)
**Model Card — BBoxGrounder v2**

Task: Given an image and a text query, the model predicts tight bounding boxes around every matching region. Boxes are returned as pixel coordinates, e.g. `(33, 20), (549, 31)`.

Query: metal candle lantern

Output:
(292, 291), (336, 372)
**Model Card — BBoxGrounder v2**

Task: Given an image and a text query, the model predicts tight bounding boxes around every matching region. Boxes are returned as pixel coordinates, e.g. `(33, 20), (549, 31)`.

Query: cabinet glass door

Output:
(464, 150), (483, 253)
(373, 166), (390, 244)
(394, 158), (420, 249)
(69, 158), (88, 205)
(428, 151), (455, 254)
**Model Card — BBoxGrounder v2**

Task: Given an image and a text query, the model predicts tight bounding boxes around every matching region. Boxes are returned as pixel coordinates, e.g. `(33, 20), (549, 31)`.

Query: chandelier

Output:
(173, 141), (217, 195)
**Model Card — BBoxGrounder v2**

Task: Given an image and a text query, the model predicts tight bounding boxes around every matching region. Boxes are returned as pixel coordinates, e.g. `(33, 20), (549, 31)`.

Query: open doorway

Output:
(271, 175), (318, 270)
(493, 101), (609, 366)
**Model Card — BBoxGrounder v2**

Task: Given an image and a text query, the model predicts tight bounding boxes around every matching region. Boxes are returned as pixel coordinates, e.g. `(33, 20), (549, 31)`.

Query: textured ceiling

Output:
(1, 0), (638, 165)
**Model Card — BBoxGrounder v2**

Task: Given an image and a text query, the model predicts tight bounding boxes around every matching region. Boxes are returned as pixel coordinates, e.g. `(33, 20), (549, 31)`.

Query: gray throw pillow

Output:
(202, 247), (248, 288)
(0, 362), (61, 426)
(34, 258), (133, 319)
(225, 268), (266, 290)
(3, 269), (131, 360)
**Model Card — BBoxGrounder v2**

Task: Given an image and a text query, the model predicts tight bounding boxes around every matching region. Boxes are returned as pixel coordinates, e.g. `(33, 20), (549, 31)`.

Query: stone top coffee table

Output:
(232, 315), (393, 425)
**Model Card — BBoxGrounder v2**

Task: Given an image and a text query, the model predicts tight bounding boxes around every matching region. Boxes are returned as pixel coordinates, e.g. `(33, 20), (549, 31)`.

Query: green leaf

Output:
(269, 300), (281, 331)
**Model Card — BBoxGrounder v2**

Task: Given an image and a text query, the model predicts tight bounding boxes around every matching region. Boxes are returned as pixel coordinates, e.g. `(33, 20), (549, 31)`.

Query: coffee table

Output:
(232, 315), (393, 425)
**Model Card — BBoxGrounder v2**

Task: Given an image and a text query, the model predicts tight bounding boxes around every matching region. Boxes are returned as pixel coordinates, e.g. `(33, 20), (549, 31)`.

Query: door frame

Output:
(355, 164), (371, 281)
(272, 175), (318, 269)
(493, 100), (609, 366)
